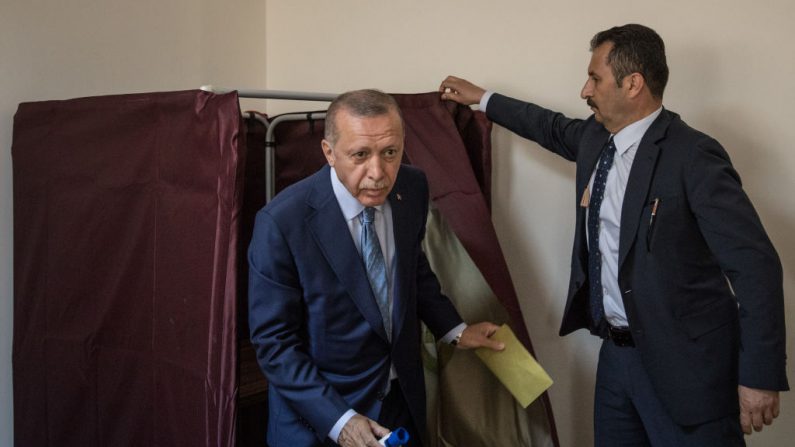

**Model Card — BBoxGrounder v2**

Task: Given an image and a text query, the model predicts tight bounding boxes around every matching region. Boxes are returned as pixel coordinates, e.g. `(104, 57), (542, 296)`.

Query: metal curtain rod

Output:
(200, 85), (338, 102)
(264, 112), (327, 201)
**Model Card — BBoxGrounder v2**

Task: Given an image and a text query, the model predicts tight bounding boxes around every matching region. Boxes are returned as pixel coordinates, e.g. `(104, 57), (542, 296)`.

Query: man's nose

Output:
(367, 156), (385, 179)
(580, 80), (592, 100)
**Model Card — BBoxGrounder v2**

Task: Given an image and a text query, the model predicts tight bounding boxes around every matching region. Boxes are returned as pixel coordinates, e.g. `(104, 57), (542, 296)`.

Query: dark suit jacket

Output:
(487, 93), (788, 425)
(248, 164), (463, 445)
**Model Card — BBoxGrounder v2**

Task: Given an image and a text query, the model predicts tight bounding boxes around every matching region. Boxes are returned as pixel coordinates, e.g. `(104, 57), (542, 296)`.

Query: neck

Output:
(608, 99), (662, 134)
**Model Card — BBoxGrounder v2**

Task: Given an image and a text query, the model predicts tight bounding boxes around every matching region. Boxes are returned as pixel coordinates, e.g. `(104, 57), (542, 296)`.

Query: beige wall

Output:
(0, 0), (267, 444)
(2, 0), (793, 445)
(263, 1), (794, 446)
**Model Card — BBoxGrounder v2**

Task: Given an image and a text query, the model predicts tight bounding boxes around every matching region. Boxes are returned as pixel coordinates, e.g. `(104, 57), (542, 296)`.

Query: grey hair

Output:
(324, 89), (403, 146)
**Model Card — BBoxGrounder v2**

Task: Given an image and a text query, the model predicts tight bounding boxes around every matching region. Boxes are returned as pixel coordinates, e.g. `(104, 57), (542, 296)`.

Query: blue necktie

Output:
(588, 137), (616, 326)
(361, 207), (391, 341)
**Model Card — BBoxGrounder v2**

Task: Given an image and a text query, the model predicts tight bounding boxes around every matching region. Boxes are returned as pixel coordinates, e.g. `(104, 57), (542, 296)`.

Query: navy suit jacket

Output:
(248, 164), (463, 445)
(487, 93), (788, 425)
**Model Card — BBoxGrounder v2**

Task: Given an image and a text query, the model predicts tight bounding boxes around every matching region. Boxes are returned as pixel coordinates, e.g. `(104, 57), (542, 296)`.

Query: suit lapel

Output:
(577, 129), (612, 200)
(388, 180), (412, 344)
(617, 111), (670, 269)
(306, 166), (390, 342)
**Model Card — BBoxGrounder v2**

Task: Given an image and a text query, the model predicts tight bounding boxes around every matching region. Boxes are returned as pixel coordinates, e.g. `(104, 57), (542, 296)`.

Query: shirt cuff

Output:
(440, 322), (468, 344)
(479, 91), (494, 113)
(329, 409), (357, 443)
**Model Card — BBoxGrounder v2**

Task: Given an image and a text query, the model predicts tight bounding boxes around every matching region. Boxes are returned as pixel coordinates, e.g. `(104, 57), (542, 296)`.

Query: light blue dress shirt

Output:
(585, 108), (662, 327)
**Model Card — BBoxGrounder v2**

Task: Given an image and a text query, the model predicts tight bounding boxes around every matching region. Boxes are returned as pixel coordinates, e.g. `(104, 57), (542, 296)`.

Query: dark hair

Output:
(590, 24), (669, 99)
(324, 89), (403, 145)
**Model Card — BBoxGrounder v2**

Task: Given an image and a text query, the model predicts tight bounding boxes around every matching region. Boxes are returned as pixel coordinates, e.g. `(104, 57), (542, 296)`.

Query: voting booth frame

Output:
(12, 89), (558, 446)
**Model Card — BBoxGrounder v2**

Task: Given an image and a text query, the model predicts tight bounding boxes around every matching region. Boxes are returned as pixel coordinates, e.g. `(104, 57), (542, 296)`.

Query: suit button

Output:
(376, 391), (386, 401)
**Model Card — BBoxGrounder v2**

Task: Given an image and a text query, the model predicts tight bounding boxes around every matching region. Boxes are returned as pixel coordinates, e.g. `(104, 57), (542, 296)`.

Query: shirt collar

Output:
(612, 107), (663, 155)
(330, 166), (383, 220)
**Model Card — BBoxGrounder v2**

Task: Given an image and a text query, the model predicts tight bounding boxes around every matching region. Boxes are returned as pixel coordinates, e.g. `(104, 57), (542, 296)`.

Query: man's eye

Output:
(352, 151), (368, 160)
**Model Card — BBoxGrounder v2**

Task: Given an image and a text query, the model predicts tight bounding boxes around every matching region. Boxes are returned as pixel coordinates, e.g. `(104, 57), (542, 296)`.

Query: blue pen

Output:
(379, 427), (410, 446)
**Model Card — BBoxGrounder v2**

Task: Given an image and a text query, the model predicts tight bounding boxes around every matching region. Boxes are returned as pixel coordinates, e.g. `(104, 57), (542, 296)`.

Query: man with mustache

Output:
(248, 89), (504, 447)
(440, 24), (787, 446)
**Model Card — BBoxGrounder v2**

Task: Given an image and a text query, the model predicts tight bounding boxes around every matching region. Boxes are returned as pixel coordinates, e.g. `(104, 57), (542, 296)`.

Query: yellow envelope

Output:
(475, 324), (553, 408)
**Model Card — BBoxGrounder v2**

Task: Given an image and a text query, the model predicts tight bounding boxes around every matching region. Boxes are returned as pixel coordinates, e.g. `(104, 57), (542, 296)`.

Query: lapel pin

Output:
(396, 193), (402, 201)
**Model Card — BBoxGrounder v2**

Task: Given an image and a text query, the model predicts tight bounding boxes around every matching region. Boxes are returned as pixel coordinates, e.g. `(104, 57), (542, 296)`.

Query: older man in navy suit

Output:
(248, 89), (503, 447)
(440, 23), (787, 447)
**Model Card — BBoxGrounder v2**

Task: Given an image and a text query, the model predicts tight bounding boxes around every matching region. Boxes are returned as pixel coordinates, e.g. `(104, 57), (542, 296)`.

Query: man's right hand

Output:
(439, 76), (486, 106)
(337, 414), (390, 447)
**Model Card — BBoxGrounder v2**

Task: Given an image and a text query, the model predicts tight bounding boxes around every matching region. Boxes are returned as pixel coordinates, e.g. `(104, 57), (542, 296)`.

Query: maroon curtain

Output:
(266, 92), (558, 445)
(12, 90), (243, 446)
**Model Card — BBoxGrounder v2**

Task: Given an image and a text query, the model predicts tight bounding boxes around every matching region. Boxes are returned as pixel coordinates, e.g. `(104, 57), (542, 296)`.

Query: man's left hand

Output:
(739, 385), (780, 434)
(456, 322), (505, 351)
(337, 414), (389, 447)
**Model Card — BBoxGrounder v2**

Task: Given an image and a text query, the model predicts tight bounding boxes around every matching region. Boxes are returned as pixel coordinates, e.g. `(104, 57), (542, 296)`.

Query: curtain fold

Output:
(422, 207), (554, 447)
(12, 90), (243, 446)
(395, 93), (557, 447)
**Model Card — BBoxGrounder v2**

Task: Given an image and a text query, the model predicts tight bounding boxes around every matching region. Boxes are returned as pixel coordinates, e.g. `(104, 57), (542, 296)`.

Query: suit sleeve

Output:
(486, 93), (588, 161)
(247, 210), (350, 437)
(686, 137), (788, 391)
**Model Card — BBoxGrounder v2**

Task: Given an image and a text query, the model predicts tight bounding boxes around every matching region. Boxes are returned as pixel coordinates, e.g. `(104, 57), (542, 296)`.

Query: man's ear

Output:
(625, 72), (646, 98)
(321, 139), (335, 166)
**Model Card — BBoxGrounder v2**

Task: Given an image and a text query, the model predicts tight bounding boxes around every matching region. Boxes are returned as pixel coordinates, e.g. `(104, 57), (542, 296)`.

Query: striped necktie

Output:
(361, 207), (391, 340)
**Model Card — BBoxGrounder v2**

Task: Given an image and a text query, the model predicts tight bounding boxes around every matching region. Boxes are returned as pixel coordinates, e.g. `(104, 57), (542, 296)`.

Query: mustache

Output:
(359, 180), (389, 190)
(586, 98), (597, 109)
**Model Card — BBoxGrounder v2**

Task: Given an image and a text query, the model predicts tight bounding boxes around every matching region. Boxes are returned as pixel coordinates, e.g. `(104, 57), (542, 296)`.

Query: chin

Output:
(358, 195), (388, 207)
(365, 199), (388, 207)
